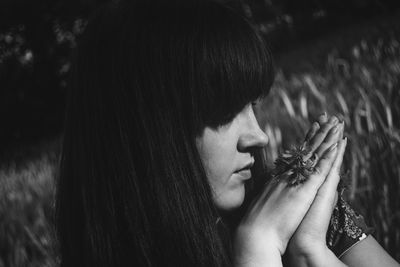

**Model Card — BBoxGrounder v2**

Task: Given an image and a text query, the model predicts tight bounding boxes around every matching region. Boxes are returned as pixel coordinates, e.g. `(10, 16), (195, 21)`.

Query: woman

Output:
(55, 1), (399, 266)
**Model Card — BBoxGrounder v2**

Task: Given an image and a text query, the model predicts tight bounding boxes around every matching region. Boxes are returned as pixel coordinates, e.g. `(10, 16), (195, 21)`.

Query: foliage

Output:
(0, 140), (60, 266)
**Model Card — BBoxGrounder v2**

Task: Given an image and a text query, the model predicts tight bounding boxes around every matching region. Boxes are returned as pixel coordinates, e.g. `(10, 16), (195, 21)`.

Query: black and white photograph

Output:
(0, 0), (399, 266)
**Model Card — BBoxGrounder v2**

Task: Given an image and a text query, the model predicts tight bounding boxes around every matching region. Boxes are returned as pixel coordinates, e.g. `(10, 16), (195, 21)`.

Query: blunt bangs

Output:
(191, 3), (274, 131)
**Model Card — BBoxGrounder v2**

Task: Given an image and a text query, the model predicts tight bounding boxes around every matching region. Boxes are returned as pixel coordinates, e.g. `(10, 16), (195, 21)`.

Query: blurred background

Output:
(0, 0), (399, 266)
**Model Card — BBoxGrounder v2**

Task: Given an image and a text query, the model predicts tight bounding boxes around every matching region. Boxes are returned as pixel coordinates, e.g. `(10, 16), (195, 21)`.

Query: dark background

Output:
(0, 0), (399, 155)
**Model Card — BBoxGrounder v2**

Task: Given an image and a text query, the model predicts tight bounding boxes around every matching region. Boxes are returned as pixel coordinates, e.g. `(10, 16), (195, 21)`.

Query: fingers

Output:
(314, 122), (344, 158)
(307, 116), (339, 152)
(320, 137), (347, 195)
(304, 122), (320, 144)
(311, 137), (347, 198)
(339, 122), (344, 140)
(304, 113), (327, 143)
(302, 141), (339, 193)
(318, 112), (328, 125)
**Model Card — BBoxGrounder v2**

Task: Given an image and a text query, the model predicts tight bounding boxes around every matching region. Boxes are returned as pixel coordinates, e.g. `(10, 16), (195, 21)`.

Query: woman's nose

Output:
(237, 116), (269, 151)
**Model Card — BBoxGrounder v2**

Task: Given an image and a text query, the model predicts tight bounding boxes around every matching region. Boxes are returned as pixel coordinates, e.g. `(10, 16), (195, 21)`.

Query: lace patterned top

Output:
(327, 195), (374, 258)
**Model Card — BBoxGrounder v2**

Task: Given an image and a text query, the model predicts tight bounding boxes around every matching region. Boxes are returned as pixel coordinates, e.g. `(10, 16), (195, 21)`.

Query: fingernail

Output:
(338, 137), (347, 150)
(329, 142), (338, 152)
(331, 117), (338, 124)
(339, 121), (345, 131)
(312, 122), (320, 131)
(332, 124), (340, 133)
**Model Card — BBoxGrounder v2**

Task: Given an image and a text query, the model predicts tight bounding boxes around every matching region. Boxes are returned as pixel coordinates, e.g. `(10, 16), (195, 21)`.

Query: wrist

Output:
(234, 225), (287, 267)
(234, 247), (283, 267)
(287, 246), (347, 267)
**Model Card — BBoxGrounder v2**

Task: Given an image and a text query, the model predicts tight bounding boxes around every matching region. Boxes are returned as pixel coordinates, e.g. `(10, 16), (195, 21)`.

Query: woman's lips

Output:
(234, 168), (252, 180)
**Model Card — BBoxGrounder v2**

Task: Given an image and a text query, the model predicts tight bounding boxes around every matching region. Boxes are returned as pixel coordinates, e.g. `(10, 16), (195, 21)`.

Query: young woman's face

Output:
(196, 103), (268, 211)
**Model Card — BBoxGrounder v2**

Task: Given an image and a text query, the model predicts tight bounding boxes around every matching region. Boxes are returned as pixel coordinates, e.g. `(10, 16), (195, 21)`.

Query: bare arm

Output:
(341, 235), (400, 267)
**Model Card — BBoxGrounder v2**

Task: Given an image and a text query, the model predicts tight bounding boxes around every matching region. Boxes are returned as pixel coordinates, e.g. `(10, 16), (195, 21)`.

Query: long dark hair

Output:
(56, 1), (274, 266)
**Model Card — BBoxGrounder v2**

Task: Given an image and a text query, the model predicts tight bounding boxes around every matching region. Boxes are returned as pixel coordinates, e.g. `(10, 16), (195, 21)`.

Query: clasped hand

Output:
(234, 114), (348, 267)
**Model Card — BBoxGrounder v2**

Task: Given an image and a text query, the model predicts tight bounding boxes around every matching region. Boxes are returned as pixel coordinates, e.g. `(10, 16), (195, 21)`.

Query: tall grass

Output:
(257, 36), (400, 260)
(0, 142), (59, 267)
(0, 37), (399, 266)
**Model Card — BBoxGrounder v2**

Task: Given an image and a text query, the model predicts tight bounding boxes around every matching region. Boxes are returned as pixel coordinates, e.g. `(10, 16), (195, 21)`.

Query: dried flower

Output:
(272, 144), (315, 186)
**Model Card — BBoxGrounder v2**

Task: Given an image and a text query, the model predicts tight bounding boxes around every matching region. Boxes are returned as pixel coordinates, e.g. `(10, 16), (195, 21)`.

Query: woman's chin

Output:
(213, 185), (246, 212)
